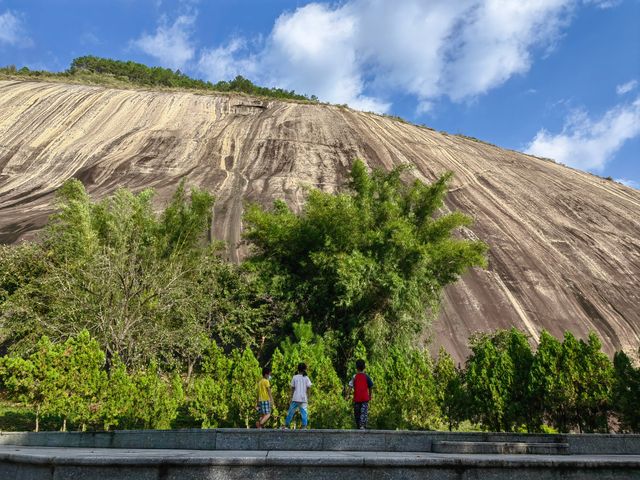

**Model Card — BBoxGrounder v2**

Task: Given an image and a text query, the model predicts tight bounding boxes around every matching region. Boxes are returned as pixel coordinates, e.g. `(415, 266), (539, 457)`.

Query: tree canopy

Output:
(243, 159), (487, 363)
(0, 180), (275, 370)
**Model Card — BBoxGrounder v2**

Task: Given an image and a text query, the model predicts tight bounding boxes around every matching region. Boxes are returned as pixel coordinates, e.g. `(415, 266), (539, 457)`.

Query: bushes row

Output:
(1, 325), (637, 433)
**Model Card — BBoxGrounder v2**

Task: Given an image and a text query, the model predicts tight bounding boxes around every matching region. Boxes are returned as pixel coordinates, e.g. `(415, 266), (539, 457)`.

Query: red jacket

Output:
(351, 372), (374, 402)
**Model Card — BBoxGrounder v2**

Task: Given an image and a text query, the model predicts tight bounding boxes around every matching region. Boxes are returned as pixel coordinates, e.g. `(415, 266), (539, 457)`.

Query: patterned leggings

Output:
(353, 402), (369, 429)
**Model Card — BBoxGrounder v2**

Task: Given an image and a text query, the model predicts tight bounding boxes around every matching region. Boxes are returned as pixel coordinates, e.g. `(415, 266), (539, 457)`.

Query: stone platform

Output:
(0, 429), (638, 479)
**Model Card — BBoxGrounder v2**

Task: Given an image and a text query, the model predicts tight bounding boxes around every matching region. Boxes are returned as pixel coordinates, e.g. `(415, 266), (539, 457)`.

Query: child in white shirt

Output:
(284, 362), (312, 428)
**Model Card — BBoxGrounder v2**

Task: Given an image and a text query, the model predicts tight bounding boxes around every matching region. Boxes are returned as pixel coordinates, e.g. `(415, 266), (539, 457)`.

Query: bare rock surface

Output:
(1, 79), (639, 361)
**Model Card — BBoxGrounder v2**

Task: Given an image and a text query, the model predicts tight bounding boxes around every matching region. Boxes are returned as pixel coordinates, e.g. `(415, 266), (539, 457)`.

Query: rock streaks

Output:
(1, 80), (639, 361)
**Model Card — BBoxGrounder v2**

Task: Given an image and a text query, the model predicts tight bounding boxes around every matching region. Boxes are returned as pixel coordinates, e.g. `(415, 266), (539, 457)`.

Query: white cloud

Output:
(198, 38), (258, 83)
(617, 80), (638, 96)
(198, 3), (389, 112)
(616, 178), (639, 189)
(525, 97), (640, 171)
(0, 10), (30, 46)
(195, 0), (587, 112)
(262, 3), (390, 112)
(444, 0), (572, 100)
(132, 14), (196, 70)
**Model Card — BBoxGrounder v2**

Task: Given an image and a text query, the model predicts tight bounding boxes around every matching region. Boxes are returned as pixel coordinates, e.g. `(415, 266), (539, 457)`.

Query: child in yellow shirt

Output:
(256, 366), (273, 428)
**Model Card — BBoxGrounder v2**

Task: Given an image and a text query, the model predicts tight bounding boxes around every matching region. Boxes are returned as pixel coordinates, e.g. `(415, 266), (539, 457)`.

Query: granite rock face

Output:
(1, 79), (639, 361)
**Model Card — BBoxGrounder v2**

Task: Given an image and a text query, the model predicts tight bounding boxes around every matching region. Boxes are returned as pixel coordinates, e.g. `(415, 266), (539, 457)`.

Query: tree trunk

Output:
(62, 418), (67, 432)
(35, 407), (40, 433)
(186, 362), (194, 384)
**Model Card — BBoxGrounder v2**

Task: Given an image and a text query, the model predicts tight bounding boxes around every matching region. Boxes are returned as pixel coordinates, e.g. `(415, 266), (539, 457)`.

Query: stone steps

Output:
(0, 446), (638, 480)
(432, 440), (569, 455)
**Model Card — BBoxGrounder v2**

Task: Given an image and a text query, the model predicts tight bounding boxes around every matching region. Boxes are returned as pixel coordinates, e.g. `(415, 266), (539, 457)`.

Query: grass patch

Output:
(0, 397), (64, 432)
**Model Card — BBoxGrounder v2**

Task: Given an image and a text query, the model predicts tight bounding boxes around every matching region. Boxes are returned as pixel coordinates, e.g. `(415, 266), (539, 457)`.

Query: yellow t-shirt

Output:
(258, 378), (270, 401)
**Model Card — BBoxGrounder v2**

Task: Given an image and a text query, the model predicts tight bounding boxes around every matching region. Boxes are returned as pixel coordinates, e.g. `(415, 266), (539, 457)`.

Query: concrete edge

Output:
(0, 449), (639, 469)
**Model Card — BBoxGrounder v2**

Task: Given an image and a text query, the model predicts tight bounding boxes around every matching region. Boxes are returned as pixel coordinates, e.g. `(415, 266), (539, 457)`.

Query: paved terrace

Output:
(0, 429), (638, 479)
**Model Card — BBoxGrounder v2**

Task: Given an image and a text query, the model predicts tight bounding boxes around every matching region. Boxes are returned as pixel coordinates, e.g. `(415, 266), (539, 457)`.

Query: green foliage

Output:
(56, 331), (108, 431)
(0, 328), (635, 433)
(504, 329), (535, 431)
(0, 242), (47, 305)
(573, 332), (613, 433)
(527, 330), (564, 430)
(433, 347), (466, 431)
(0, 336), (65, 431)
(1, 180), (274, 372)
(269, 348), (295, 426)
(1, 56), (316, 101)
(244, 159), (487, 367)
(0, 242), (50, 349)
(100, 355), (136, 431)
(190, 252), (277, 353)
(464, 329), (533, 432)
(228, 347), (261, 428)
(528, 330), (615, 433)
(0, 164), (635, 434)
(0, 332), (108, 431)
(367, 345), (440, 430)
(187, 341), (232, 428)
(129, 363), (184, 429)
(612, 350), (640, 432)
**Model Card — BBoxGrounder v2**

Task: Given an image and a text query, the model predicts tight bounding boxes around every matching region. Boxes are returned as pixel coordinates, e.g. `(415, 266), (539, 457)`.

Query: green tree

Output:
(188, 341), (233, 428)
(612, 350), (640, 432)
(0, 336), (64, 431)
(100, 354), (136, 431)
(129, 363), (184, 429)
(0, 242), (51, 350)
(0, 242), (47, 307)
(189, 252), (279, 364)
(504, 329), (534, 431)
(528, 331), (568, 431)
(433, 347), (466, 431)
(528, 331), (611, 433)
(270, 347), (297, 427)
(67, 56), (314, 100)
(2, 180), (212, 368)
(465, 332), (511, 431)
(0, 180), (275, 373)
(57, 330), (108, 431)
(367, 346), (439, 430)
(244, 159), (487, 368)
(464, 328), (533, 432)
(228, 347), (261, 428)
(574, 332), (613, 433)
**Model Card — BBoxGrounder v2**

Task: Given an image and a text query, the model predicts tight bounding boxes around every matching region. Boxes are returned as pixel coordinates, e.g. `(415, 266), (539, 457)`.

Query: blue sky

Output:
(1, 0), (639, 187)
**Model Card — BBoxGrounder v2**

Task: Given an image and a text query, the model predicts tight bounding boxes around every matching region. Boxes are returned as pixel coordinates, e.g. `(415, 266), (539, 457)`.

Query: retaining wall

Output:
(1, 429), (638, 455)
(1, 430), (638, 480)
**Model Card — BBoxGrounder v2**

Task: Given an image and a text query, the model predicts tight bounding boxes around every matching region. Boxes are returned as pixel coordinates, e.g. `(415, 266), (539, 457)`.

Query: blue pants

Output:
(285, 401), (308, 427)
(354, 402), (369, 429)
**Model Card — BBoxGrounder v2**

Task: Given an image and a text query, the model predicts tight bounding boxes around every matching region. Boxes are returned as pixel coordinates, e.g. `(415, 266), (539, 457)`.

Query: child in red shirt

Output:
(348, 359), (374, 429)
